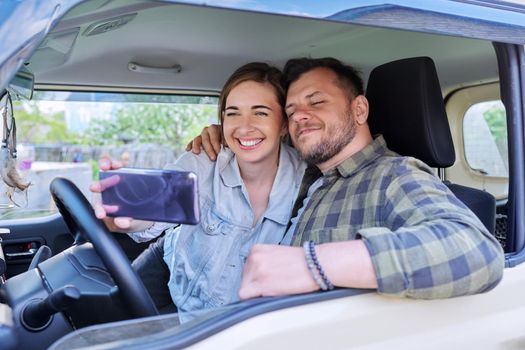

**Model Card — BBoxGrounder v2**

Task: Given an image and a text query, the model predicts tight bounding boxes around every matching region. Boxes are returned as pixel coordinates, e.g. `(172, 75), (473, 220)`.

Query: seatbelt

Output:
(286, 164), (322, 232)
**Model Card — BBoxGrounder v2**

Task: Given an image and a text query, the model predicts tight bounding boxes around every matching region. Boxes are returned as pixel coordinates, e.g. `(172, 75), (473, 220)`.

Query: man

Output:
(191, 57), (504, 300)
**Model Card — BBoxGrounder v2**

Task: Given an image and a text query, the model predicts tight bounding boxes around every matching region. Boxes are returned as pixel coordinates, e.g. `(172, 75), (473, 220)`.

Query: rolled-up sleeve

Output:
(358, 171), (504, 299)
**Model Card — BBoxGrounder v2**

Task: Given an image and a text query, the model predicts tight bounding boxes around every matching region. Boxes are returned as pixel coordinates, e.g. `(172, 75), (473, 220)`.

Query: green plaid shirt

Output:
(292, 135), (504, 298)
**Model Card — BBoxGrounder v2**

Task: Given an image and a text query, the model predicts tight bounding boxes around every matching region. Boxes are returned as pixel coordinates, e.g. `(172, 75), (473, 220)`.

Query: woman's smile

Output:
(237, 138), (264, 150)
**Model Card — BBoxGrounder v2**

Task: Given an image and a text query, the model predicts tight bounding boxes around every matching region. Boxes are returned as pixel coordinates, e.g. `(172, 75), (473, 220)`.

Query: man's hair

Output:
(282, 57), (364, 98)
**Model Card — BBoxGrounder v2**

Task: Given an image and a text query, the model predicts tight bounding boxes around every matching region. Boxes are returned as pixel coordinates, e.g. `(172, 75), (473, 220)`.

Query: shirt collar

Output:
(326, 134), (388, 179)
(264, 145), (302, 225)
(218, 146), (243, 188)
(219, 144), (300, 225)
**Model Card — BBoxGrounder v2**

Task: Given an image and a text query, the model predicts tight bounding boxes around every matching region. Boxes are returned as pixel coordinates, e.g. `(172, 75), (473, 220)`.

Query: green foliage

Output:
(482, 105), (509, 171)
(13, 97), (217, 156)
(483, 106), (507, 143)
(14, 102), (79, 144)
(79, 103), (216, 152)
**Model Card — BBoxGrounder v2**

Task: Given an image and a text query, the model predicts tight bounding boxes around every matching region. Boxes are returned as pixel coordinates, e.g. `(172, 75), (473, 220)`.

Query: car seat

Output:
(365, 56), (496, 234)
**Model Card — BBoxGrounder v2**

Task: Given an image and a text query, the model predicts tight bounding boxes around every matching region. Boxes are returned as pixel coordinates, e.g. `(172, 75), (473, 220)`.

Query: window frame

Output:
(445, 82), (509, 200)
(462, 100), (508, 179)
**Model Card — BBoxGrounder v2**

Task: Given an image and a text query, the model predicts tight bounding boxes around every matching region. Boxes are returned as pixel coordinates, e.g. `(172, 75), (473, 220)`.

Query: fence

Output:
(34, 143), (178, 169)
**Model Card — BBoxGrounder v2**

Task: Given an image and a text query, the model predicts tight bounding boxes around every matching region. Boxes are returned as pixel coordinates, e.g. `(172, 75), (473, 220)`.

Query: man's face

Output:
(285, 67), (357, 165)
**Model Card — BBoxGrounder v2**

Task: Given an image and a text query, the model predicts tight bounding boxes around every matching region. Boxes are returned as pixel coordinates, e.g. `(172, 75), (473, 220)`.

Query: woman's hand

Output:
(89, 156), (152, 233)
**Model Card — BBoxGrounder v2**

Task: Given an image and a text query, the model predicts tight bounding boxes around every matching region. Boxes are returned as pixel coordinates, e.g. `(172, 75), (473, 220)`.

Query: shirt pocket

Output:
(206, 236), (246, 307)
(196, 208), (245, 307)
(200, 204), (232, 236)
(172, 201), (240, 310)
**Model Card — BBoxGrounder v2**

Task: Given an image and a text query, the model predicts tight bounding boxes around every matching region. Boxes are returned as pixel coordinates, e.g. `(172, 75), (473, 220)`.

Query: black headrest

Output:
(365, 57), (455, 168)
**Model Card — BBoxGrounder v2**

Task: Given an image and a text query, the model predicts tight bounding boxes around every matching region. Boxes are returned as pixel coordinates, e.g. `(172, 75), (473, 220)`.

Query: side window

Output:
(463, 100), (508, 178)
(1, 91), (217, 219)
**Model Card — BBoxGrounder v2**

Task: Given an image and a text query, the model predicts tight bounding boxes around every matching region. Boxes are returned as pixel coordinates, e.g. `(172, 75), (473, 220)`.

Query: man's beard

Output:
(295, 111), (357, 165)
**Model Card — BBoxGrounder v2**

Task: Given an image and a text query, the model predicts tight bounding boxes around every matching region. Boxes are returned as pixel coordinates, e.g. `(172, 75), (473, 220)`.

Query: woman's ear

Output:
(353, 95), (369, 125)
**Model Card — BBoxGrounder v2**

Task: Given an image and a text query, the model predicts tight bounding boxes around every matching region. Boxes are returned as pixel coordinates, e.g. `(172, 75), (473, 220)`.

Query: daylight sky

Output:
(176, 0), (525, 22)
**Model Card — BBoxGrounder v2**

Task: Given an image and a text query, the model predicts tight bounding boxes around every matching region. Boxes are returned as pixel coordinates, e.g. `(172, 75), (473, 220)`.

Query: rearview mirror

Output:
(6, 65), (34, 100)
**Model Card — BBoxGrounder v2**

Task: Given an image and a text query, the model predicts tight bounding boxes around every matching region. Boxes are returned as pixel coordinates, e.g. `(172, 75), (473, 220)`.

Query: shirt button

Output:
(207, 224), (215, 232)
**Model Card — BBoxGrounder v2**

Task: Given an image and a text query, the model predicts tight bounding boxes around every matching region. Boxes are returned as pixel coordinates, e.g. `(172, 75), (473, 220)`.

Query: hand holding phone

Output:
(99, 168), (199, 225)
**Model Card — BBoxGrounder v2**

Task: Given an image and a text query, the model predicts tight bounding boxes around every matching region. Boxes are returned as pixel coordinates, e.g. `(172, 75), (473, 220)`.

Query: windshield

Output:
(1, 90), (217, 219)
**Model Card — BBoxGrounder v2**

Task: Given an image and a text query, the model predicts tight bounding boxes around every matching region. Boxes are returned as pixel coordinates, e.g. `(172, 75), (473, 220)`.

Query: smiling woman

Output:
(87, 62), (307, 321)
(1, 1), (525, 350)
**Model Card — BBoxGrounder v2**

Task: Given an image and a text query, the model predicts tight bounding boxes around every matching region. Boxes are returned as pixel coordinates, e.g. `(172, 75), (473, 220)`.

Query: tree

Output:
(14, 101), (79, 144)
(483, 106), (507, 144)
(79, 103), (216, 153)
(483, 105), (508, 169)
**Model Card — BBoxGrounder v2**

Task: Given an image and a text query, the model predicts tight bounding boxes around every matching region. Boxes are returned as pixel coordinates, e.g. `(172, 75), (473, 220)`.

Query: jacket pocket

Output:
(170, 201), (240, 310)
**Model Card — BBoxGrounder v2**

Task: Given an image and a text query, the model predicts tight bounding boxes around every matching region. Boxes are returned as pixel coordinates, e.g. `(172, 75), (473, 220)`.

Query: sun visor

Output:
(27, 27), (80, 73)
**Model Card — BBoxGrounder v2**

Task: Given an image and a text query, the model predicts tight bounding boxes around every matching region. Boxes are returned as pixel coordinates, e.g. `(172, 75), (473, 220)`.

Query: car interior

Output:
(366, 56), (497, 233)
(1, 0), (523, 349)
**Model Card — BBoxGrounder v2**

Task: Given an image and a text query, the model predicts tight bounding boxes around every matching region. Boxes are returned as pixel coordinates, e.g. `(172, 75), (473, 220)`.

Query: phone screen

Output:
(99, 168), (199, 225)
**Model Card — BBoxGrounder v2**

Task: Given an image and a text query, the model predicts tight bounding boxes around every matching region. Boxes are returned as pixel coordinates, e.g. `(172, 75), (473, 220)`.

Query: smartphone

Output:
(99, 168), (199, 225)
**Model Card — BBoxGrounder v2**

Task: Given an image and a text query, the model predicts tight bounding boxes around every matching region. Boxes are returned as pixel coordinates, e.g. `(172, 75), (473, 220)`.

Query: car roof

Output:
(3, 0), (525, 94)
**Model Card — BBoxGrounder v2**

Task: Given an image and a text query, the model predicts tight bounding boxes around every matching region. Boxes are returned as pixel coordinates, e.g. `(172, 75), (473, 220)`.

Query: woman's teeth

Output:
(239, 139), (262, 147)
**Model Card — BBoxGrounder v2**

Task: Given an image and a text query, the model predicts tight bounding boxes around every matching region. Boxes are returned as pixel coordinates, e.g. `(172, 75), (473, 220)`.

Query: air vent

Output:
(82, 13), (137, 36)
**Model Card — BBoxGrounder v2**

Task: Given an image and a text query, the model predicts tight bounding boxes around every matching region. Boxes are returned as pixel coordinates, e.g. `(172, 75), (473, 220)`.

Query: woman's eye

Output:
(312, 100), (325, 106)
(225, 112), (238, 117)
(255, 111), (268, 117)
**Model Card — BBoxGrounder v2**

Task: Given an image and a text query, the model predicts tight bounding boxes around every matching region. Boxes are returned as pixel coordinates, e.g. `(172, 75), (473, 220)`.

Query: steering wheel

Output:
(50, 177), (158, 318)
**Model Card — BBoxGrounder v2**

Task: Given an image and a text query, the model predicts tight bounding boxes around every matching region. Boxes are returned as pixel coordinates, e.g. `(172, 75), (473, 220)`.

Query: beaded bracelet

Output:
(307, 240), (334, 291)
(303, 241), (327, 290)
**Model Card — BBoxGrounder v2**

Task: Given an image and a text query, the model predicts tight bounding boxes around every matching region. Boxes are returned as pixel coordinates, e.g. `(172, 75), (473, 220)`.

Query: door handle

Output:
(5, 248), (37, 258)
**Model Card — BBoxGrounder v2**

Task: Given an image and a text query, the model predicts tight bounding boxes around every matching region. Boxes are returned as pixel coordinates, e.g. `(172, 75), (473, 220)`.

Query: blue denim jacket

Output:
(130, 144), (306, 314)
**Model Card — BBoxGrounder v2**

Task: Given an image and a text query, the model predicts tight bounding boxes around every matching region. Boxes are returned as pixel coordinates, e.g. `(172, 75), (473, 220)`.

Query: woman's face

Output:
(222, 80), (286, 165)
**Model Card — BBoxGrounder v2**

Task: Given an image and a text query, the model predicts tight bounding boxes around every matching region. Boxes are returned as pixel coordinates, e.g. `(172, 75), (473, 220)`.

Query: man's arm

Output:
(355, 170), (504, 299)
(240, 168), (504, 300)
(185, 124), (222, 160)
(239, 240), (377, 299)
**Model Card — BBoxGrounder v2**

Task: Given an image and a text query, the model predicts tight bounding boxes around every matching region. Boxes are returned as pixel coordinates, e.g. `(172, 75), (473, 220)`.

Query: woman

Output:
(91, 62), (306, 316)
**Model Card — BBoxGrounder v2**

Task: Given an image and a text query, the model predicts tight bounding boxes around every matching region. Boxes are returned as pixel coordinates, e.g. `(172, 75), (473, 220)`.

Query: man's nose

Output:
(290, 108), (312, 123)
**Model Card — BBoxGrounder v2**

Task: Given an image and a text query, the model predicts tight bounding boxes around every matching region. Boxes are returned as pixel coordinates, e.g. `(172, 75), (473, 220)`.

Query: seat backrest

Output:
(365, 56), (496, 233)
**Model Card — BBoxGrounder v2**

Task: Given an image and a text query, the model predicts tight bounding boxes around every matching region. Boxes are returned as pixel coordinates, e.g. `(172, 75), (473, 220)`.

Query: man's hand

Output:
(89, 156), (152, 233)
(185, 124), (222, 161)
(239, 241), (378, 300)
(239, 244), (319, 300)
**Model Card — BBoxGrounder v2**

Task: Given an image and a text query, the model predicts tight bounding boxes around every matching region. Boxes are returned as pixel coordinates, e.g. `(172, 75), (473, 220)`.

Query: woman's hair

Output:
(218, 62), (286, 125)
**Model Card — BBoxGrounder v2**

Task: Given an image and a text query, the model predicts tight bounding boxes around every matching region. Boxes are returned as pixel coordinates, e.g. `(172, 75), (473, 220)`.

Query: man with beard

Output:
(193, 57), (504, 300)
